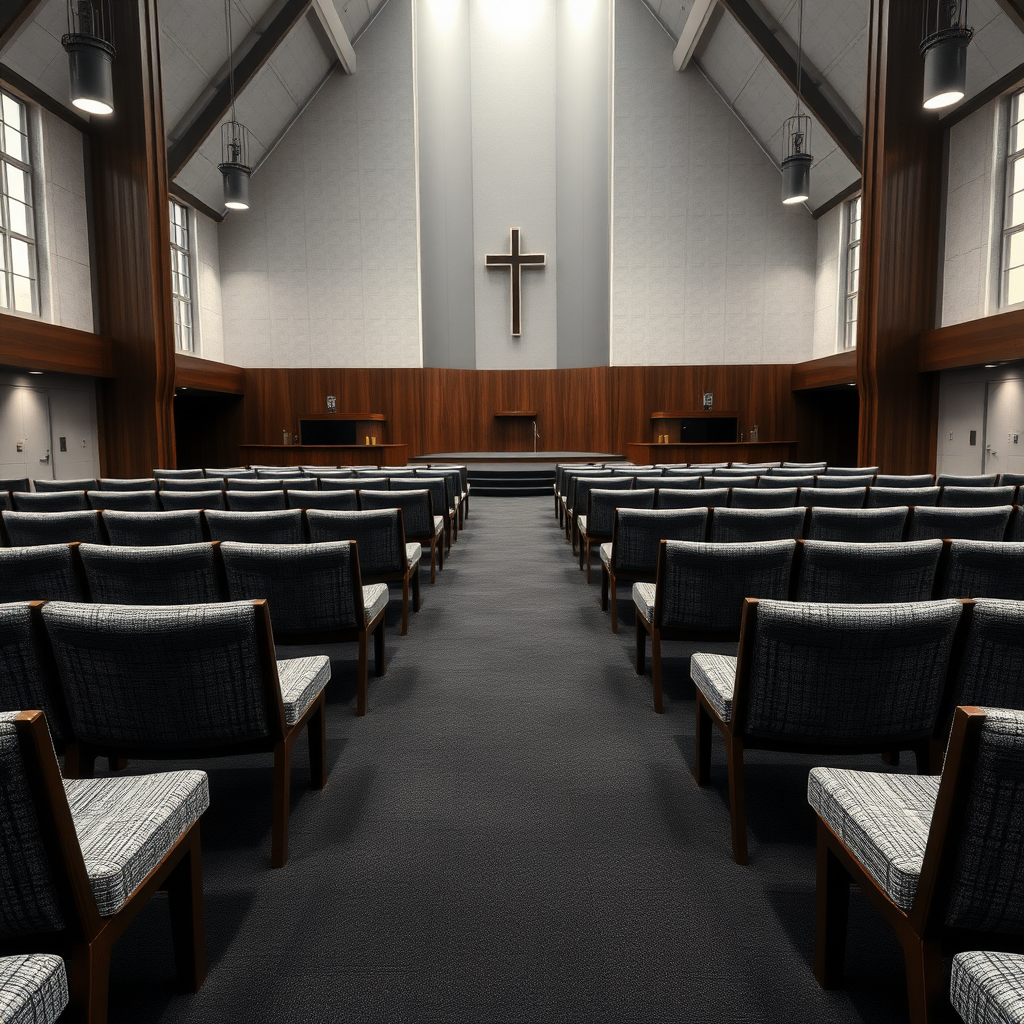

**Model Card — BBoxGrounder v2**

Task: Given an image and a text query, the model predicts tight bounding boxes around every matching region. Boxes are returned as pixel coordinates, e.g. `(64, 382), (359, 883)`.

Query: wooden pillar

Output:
(91, 0), (176, 476)
(857, 0), (942, 473)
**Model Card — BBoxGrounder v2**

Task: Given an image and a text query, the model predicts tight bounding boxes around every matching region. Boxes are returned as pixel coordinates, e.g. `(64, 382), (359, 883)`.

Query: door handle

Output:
(39, 450), (50, 464)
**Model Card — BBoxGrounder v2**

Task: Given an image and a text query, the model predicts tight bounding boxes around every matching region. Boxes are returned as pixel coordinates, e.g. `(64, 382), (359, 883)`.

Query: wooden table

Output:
(239, 444), (408, 468)
(625, 441), (798, 464)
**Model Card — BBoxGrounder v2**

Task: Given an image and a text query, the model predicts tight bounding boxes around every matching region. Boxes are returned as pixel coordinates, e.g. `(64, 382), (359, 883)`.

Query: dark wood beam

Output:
(941, 61), (1024, 128)
(717, 0), (863, 169)
(791, 350), (857, 390)
(920, 307), (1024, 372)
(0, 63), (91, 133)
(857, 0), (943, 474)
(166, 0), (311, 179)
(169, 181), (224, 223)
(175, 352), (246, 394)
(812, 178), (861, 220)
(0, 313), (113, 376)
(995, 0), (1024, 34)
(0, 0), (45, 51)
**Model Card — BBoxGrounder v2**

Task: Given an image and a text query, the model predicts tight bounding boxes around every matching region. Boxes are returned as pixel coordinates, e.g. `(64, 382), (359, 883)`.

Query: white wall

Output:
(812, 204), (842, 358)
(194, 210), (224, 363)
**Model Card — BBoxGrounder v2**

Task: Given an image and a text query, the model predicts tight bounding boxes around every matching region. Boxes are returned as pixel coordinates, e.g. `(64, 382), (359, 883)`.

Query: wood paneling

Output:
(792, 350), (857, 390)
(175, 352), (246, 393)
(626, 441), (797, 463)
(239, 444), (408, 467)
(0, 314), (113, 376)
(919, 307), (1024, 372)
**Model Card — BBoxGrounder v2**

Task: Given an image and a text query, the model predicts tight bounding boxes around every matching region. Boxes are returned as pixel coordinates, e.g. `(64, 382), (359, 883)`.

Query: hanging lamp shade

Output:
(219, 121), (252, 210)
(781, 114), (812, 205)
(921, 0), (973, 110)
(62, 0), (115, 116)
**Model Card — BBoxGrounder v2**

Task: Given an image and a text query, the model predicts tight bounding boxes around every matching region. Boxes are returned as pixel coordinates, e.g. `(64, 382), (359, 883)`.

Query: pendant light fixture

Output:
(781, 0), (811, 205)
(921, 0), (973, 110)
(218, 0), (252, 211)
(62, 0), (115, 116)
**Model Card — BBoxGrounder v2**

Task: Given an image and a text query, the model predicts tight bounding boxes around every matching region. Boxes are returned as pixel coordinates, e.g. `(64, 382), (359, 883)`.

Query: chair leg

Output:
(429, 542), (437, 584)
(308, 697), (327, 789)
(271, 738), (292, 868)
(70, 938), (111, 1024)
(165, 829), (207, 992)
(695, 699), (712, 785)
(437, 532), (445, 571)
(401, 576), (410, 635)
(813, 825), (851, 989)
(913, 742), (934, 776)
(578, 534), (585, 570)
(412, 566), (421, 611)
(651, 629), (663, 714)
(635, 616), (646, 675)
(585, 540), (593, 583)
(107, 757), (128, 772)
(63, 740), (81, 779)
(356, 632), (369, 716)
(374, 620), (387, 677)
(725, 734), (749, 865)
(610, 577), (618, 633)
(600, 566), (609, 611)
(901, 936), (946, 1024)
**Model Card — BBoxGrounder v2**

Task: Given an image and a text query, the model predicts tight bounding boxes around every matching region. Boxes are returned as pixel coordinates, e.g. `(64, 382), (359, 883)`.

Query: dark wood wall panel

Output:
(919, 307), (1024, 372)
(0, 314), (113, 376)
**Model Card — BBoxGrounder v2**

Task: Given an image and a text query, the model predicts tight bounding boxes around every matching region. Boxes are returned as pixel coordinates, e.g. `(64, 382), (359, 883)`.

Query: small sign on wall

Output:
(326, 396), (337, 412)
(703, 393), (713, 411)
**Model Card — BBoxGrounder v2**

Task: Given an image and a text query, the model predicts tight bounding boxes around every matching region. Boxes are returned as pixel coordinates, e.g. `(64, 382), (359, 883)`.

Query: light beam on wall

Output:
(567, 0), (596, 30)
(479, 0), (545, 36)
(427, 0), (461, 31)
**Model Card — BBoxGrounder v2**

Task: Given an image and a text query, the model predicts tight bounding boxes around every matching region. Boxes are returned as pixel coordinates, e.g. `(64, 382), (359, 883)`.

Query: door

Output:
(0, 386), (53, 483)
(984, 378), (1024, 476)
(937, 380), (985, 477)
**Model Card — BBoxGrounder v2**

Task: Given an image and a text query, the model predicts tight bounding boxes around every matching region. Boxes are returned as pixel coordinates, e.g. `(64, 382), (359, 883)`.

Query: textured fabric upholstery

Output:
(307, 509), (406, 576)
(599, 542), (612, 568)
(0, 954), (68, 1024)
(587, 489), (656, 537)
(938, 474), (999, 487)
(33, 479), (96, 493)
(0, 545), (83, 602)
(78, 543), (222, 604)
(358, 490), (433, 539)
(709, 508), (805, 543)
(709, 475), (758, 489)
(87, 490), (161, 512)
(827, 467), (880, 476)
(276, 477), (316, 491)
(0, 478), (29, 492)
(866, 487), (940, 508)
(101, 510), (204, 547)
(874, 474), (934, 488)
(158, 490), (227, 511)
(798, 487), (867, 508)
(612, 508), (708, 575)
(204, 509), (306, 544)
(816, 475), (876, 489)
(206, 468), (250, 478)
(226, 490), (287, 512)
(152, 469), (205, 480)
(406, 542), (421, 567)
(13, 492), (90, 512)
(311, 469), (354, 478)
(97, 479), (156, 491)
(391, 477), (450, 521)
(1001, 473), (1024, 486)
(158, 478), (225, 491)
(277, 656), (331, 726)
(778, 464), (827, 471)
(322, 477), (387, 491)
(760, 475), (814, 488)
(570, 477), (631, 517)
(795, 540), (942, 603)
(657, 488), (728, 509)
(4, 511), (105, 547)
(690, 653), (736, 720)
(908, 506), (1012, 542)
(941, 543), (1024, 599)
(255, 468), (302, 478)
(805, 507), (908, 543)
(637, 475), (699, 490)
(289, 490), (359, 511)
(225, 478), (292, 491)
(65, 771), (209, 916)
(632, 582), (656, 622)
(657, 540), (795, 632)
(219, 542), (359, 635)
(808, 767), (938, 911)
(0, 604), (69, 744)
(729, 488), (799, 508)
(747, 599), (960, 742)
(363, 583), (389, 622)
(941, 486), (1018, 508)
(951, 951), (1024, 1024)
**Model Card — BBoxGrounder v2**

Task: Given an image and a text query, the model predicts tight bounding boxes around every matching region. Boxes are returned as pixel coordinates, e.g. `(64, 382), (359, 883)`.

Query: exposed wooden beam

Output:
(175, 352), (246, 394)
(995, 0), (1024, 34)
(717, 0), (863, 169)
(166, 0), (312, 179)
(812, 178), (861, 220)
(310, 0), (355, 74)
(0, 0), (45, 51)
(941, 61), (1024, 128)
(169, 181), (224, 223)
(673, 0), (717, 71)
(791, 350), (857, 390)
(0, 313), (114, 376)
(919, 307), (1024, 372)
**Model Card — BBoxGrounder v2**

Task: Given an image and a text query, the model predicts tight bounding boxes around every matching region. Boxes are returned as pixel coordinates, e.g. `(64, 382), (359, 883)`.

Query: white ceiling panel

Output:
(339, 0), (373, 42)
(269, 16), (332, 101)
(963, 0), (1024, 101)
(651, 0), (692, 39)
(697, 8), (763, 103)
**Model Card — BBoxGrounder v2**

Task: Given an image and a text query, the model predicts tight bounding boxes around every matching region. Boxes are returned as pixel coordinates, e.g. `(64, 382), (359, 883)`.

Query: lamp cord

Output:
(225, 0), (236, 124)
(795, 0), (803, 118)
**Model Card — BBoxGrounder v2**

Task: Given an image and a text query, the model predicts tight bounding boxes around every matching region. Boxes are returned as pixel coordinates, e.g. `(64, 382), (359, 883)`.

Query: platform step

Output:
(468, 466), (554, 498)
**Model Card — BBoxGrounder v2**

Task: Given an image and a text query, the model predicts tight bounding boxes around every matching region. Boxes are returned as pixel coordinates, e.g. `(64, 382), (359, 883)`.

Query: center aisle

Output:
(111, 497), (908, 1023)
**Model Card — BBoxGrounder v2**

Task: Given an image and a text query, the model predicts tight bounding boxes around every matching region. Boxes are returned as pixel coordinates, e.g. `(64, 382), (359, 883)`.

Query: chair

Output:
(760, 475), (814, 489)
(941, 485), (1018, 507)
(937, 473), (999, 487)
(0, 709), (207, 1021)
(809, 705), (1024, 1024)
(707, 474), (758, 489)
(568, 477), (632, 551)
(815, 474), (876, 489)
(358, 489), (444, 583)
(77, 543), (224, 604)
(416, 468), (465, 528)
(288, 490), (359, 511)
(600, 508), (708, 633)
(709, 508), (805, 543)
(255, 467), (303, 478)
(795, 539), (943, 602)
(908, 506), (1012, 542)
(636, 475), (699, 490)
(875, 474), (935, 487)
(32, 479), (97, 493)
(0, 477), (29, 491)
(695, 597), (961, 865)
(307, 509), (420, 634)
(805, 507), (908, 543)
(322, 477), (387, 491)
(225, 478), (292, 492)
(0, 545), (84, 602)
(633, 539), (796, 712)
(44, 600), (328, 868)
(101, 510), (204, 546)
(152, 468), (205, 479)
(780, 462), (827, 471)
(656, 487), (729, 509)
(204, 509), (306, 544)
(96, 478), (157, 491)
(1000, 473), (1024, 486)
(309, 469), (353, 478)
(219, 544), (384, 716)
(560, 469), (613, 529)
(826, 466), (880, 476)
(392, 477), (455, 550)
(728, 487), (799, 508)
(0, 954), (68, 1024)
(158, 478), (225, 491)
(939, 543), (1024, 599)
(204, 467), (250, 478)
(226, 489), (288, 511)
(866, 486), (940, 508)
(87, 489), (161, 512)
(3, 512), (106, 547)
(798, 487), (867, 508)
(13, 492), (90, 512)
(158, 490), (227, 511)
(578, 488), (656, 581)
(950, 951), (1024, 1024)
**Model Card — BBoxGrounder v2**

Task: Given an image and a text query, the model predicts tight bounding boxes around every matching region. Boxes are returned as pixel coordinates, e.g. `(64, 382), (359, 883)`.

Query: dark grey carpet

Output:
(107, 497), (913, 1023)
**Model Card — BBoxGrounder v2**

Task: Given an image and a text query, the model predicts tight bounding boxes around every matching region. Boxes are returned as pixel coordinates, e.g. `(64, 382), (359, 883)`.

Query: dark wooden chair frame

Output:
(0, 710), (206, 1024)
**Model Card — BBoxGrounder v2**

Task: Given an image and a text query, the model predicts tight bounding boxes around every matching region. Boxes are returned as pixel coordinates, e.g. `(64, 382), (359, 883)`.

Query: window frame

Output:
(1001, 87), (1024, 311)
(841, 193), (861, 351)
(169, 197), (196, 353)
(0, 87), (39, 317)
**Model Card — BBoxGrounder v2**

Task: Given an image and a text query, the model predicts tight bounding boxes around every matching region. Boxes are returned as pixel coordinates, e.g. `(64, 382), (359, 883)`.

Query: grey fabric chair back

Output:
(729, 488), (799, 509)
(309, 468), (354, 477)
(657, 540), (795, 632)
(708, 475), (758, 489)
(815, 474), (876, 488)
(13, 492), (89, 513)
(101, 510), (204, 546)
(255, 468), (303, 478)
(945, 707), (1024, 935)
(158, 490), (228, 511)
(940, 541), (1024, 599)
(1000, 473), (1024, 486)
(826, 466), (880, 476)
(0, 478), (29, 492)
(289, 490), (359, 511)
(875, 474), (934, 487)
(657, 487), (728, 509)
(908, 506), (1012, 542)
(637, 475), (698, 490)
(0, 492), (12, 511)
(941, 486), (1018, 508)
(318, 478), (368, 491)
(97, 478), (156, 491)
(798, 487), (867, 508)
(43, 601), (274, 750)
(563, 470), (612, 504)
(358, 489), (433, 538)
(709, 508), (805, 543)
(419, 469), (462, 506)
(805, 507), (908, 543)
(78, 543), (223, 604)
(391, 476), (449, 517)
(796, 539), (942, 603)
(662, 470), (703, 478)
(937, 474), (999, 487)
(153, 469), (205, 480)
(0, 546), (83, 602)
(279, 477), (317, 491)
(226, 490), (287, 512)
(570, 476), (631, 515)
(742, 599), (960, 743)
(219, 541), (359, 634)
(204, 509), (306, 544)
(611, 508), (708, 575)
(226, 478), (292, 491)
(158, 477), (225, 491)
(0, 712), (66, 938)
(1012, 511), (1024, 543)
(0, 606), (69, 745)
(760, 475), (814, 488)
(776, 464), (826, 473)
(866, 486), (940, 508)
(32, 479), (96, 493)
(87, 490), (161, 512)
(205, 468), (249, 478)
(587, 489), (656, 537)
(3, 512), (105, 547)
(307, 508), (405, 576)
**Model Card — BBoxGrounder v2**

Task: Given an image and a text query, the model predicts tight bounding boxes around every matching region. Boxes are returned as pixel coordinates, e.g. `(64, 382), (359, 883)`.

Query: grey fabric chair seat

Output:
(600, 542), (612, 568)
(632, 581), (656, 622)
(290, 490), (359, 510)
(64, 769), (209, 916)
(407, 542), (422, 567)
(951, 951), (1024, 1024)
(709, 507), (805, 542)
(808, 767), (939, 912)
(729, 487), (799, 508)
(690, 652), (736, 721)
(0, 955), (68, 1024)
(33, 478), (96, 493)
(363, 582), (389, 622)
(78, 543), (222, 604)
(278, 656), (332, 726)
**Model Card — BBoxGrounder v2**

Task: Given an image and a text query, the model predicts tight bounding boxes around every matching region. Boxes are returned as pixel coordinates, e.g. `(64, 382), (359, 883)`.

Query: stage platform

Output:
(410, 452), (624, 495)
(410, 451), (623, 465)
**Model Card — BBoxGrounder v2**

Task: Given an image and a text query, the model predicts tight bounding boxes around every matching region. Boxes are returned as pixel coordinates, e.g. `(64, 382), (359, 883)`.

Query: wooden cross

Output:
(485, 228), (545, 337)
